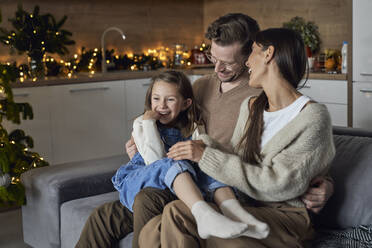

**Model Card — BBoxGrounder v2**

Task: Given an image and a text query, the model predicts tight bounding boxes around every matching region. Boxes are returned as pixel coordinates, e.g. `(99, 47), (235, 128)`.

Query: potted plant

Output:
(283, 16), (321, 57)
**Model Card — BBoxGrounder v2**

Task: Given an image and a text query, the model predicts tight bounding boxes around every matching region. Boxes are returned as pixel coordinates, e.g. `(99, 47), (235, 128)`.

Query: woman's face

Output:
(245, 42), (267, 88)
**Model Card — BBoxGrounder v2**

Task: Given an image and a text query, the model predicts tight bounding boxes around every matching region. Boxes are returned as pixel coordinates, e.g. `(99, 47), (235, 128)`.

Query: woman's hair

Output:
(144, 70), (203, 138)
(205, 13), (260, 58)
(239, 28), (308, 164)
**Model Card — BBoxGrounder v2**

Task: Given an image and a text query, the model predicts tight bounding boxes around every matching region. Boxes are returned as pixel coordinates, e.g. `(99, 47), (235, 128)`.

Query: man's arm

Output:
(301, 176), (334, 214)
(125, 136), (138, 160)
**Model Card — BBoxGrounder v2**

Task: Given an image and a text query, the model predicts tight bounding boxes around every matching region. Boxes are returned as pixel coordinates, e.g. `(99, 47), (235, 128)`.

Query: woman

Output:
(138, 28), (336, 248)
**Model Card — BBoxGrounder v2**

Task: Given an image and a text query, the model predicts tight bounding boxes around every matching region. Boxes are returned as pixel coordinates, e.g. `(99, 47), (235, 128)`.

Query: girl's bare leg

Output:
(172, 173), (249, 239)
(214, 187), (270, 239)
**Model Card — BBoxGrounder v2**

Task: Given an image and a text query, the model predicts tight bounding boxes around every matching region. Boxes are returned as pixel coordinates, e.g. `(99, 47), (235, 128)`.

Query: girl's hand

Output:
(143, 110), (161, 120)
(167, 140), (206, 162)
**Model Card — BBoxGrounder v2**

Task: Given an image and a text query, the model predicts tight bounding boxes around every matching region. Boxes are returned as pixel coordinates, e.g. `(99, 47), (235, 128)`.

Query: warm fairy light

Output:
(6, 62), (10, 66)
(187, 61), (191, 66)
(90, 58), (94, 62)
(40, 157), (44, 161)
(90, 70), (95, 75)
(41, 41), (45, 45)
(93, 52), (97, 57)
(20, 72), (24, 76)
(24, 148), (28, 151)
(60, 60), (64, 64)
(68, 72), (72, 78)
(56, 32), (60, 35)
(130, 65), (135, 70)
(106, 60), (110, 64)
(202, 43), (206, 47)
(74, 54), (78, 59)
(115, 55), (119, 59)
(127, 53), (134, 58)
(8, 36), (11, 39)
(12, 33), (15, 36)
(10, 141), (15, 144)
(32, 77), (37, 82)
(94, 48), (98, 52)
(73, 65), (77, 69)
(20, 77), (24, 82)
(30, 14), (33, 18)
(5, 40), (9, 44)
(33, 30), (37, 34)
(51, 58), (54, 62)
(199, 47), (203, 51)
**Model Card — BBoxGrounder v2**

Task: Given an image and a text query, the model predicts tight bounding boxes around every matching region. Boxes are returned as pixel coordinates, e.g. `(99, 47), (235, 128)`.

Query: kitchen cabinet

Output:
(299, 79), (347, 127)
(124, 78), (151, 141)
(353, 82), (372, 129)
(3, 86), (53, 162)
(50, 81), (127, 164)
(352, 0), (372, 130)
(353, 0), (372, 82)
(188, 74), (203, 84)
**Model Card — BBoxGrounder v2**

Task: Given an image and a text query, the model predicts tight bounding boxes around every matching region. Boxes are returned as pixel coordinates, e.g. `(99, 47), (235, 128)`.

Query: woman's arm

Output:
(132, 115), (165, 164)
(168, 104), (335, 203)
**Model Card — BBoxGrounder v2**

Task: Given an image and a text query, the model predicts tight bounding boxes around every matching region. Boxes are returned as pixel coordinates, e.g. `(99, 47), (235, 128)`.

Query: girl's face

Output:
(151, 80), (191, 125)
(245, 42), (267, 88)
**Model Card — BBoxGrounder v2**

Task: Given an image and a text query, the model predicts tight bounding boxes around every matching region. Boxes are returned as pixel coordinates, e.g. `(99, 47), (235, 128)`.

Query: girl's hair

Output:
(144, 70), (203, 138)
(239, 28), (307, 164)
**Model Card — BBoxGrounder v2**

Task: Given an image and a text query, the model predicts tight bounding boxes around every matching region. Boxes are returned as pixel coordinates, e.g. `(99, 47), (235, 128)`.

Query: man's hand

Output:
(167, 140), (206, 163)
(125, 136), (138, 160)
(301, 176), (334, 214)
(143, 110), (161, 120)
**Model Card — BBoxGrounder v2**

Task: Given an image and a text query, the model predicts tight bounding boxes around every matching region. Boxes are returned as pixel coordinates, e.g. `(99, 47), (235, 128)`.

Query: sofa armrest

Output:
(21, 154), (128, 248)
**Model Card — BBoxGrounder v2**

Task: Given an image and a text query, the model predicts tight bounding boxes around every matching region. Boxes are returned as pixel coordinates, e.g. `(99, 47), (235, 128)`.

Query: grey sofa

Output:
(21, 126), (372, 248)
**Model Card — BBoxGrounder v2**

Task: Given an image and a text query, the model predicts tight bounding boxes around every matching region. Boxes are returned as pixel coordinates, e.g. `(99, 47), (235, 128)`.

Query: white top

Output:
(132, 115), (204, 165)
(261, 95), (311, 148)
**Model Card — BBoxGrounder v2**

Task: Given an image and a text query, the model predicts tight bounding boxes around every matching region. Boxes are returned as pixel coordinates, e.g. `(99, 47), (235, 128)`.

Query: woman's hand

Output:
(167, 140), (206, 163)
(301, 176), (334, 214)
(143, 110), (161, 120)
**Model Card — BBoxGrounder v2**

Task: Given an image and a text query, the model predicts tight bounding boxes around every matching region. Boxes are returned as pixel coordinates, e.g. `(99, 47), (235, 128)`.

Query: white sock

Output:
(220, 199), (270, 239)
(191, 201), (249, 239)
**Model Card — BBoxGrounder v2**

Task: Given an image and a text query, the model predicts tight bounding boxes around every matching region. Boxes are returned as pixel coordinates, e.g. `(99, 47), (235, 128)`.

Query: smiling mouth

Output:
(158, 111), (170, 116)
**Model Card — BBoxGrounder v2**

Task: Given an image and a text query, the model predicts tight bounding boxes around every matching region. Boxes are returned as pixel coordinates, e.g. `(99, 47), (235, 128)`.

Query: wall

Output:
(0, 0), (204, 63)
(203, 0), (351, 52)
(1, 0), (352, 63)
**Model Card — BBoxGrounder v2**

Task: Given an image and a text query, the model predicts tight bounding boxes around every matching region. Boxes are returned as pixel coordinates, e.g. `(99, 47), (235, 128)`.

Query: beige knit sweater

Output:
(198, 97), (336, 207)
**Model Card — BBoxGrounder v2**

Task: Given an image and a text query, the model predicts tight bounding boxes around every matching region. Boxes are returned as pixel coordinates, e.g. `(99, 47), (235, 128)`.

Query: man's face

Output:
(208, 41), (247, 83)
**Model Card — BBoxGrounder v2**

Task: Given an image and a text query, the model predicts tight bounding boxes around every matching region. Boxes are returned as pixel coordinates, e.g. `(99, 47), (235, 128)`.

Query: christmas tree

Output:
(0, 4), (75, 78)
(0, 10), (49, 208)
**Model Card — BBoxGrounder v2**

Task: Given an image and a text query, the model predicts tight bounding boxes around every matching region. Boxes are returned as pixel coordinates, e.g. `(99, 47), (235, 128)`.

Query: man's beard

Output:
(218, 66), (247, 83)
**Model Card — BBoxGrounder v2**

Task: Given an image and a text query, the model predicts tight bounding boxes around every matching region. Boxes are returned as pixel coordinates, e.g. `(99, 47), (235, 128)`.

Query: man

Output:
(77, 13), (333, 248)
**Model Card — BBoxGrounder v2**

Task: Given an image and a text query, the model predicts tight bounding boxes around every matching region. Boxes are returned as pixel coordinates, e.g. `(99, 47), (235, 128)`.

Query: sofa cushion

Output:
(61, 191), (120, 248)
(316, 133), (372, 229)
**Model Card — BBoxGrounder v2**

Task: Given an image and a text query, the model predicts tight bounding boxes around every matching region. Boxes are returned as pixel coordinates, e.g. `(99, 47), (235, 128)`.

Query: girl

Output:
(145, 28), (336, 247)
(112, 70), (269, 240)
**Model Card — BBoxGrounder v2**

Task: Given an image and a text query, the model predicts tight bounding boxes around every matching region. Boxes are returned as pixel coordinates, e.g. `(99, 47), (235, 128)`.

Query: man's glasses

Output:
(205, 51), (241, 70)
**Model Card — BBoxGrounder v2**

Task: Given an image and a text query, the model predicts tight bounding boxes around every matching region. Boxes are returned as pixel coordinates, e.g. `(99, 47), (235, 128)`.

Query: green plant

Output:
(0, 4), (75, 78)
(0, 10), (49, 207)
(283, 16), (321, 56)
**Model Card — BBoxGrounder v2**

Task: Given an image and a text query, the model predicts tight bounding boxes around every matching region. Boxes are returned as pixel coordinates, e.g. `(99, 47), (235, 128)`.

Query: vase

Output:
(27, 52), (46, 79)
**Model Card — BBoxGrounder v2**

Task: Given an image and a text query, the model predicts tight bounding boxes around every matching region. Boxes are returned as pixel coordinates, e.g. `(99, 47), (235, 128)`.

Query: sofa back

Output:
(315, 126), (372, 229)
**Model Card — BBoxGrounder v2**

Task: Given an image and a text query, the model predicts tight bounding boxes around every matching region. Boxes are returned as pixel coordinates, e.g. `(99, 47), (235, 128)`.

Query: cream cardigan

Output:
(132, 115), (203, 165)
(198, 97), (336, 207)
